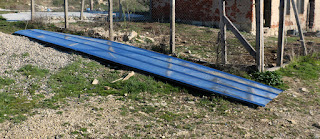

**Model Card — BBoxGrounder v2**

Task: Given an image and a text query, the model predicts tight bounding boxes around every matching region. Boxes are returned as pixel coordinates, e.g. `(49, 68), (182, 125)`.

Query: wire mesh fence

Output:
(3, 0), (268, 68)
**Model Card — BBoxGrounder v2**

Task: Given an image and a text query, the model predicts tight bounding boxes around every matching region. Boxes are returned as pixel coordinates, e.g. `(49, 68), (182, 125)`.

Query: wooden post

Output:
(219, 0), (227, 64)
(149, 0), (152, 21)
(31, 0), (35, 21)
(256, 0), (264, 72)
(90, 0), (94, 11)
(119, 0), (122, 20)
(277, 0), (286, 67)
(170, 0), (175, 54)
(80, 0), (85, 20)
(64, 0), (69, 29)
(291, 0), (307, 56)
(109, 0), (114, 41)
(224, 16), (256, 57)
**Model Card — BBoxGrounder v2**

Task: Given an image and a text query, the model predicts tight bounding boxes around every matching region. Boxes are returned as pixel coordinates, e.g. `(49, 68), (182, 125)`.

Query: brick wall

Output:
(311, 1), (320, 31)
(283, 0), (309, 32)
(151, 0), (255, 32)
(152, 0), (318, 35)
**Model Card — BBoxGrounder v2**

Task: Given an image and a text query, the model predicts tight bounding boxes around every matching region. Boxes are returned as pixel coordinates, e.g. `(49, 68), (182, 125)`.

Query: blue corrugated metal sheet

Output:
(14, 29), (283, 106)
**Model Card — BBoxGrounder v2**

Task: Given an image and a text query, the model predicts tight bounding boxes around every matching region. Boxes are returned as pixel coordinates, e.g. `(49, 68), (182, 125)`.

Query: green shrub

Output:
(249, 71), (283, 86)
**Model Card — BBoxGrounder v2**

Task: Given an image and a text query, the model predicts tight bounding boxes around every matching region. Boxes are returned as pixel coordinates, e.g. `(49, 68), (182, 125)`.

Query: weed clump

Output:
(0, 77), (15, 89)
(18, 64), (49, 78)
(249, 71), (283, 86)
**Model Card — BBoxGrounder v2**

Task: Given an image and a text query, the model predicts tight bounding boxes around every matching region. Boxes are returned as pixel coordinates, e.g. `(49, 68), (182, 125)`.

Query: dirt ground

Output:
(0, 73), (319, 138)
(0, 22), (320, 138)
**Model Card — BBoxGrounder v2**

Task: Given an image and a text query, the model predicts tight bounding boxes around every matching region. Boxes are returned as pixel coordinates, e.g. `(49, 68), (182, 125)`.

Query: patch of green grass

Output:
(0, 15), (60, 34)
(0, 16), (6, 21)
(0, 76), (15, 89)
(18, 64), (49, 78)
(48, 57), (183, 105)
(62, 122), (70, 126)
(0, 11), (16, 14)
(27, 83), (40, 95)
(0, 92), (37, 123)
(0, 17), (26, 34)
(21, 52), (29, 58)
(80, 127), (87, 132)
(159, 111), (181, 122)
(139, 105), (156, 114)
(56, 111), (63, 115)
(70, 131), (79, 134)
(277, 54), (320, 80)
(119, 107), (129, 116)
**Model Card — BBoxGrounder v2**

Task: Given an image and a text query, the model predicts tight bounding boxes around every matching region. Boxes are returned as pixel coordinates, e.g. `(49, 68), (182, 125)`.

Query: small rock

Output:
(187, 101), (195, 105)
(260, 119), (269, 123)
(177, 52), (188, 58)
(244, 133), (251, 138)
(314, 134), (320, 139)
(154, 103), (160, 106)
(309, 110), (314, 116)
(176, 131), (188, 136)
(124, 31), (138, 41)
(135, 38), (145, 43)
(287, 119), (297, 125)
(160, 101), (167, 106)
(291, 91), (301, 97)
(144, 37), (155, 43)
(92, 79), (99, 85)
(104, 86), (111, 90)
(299, 88), (309, 93)
(124, 93), (128, 97)
(312, 122), (320, 129)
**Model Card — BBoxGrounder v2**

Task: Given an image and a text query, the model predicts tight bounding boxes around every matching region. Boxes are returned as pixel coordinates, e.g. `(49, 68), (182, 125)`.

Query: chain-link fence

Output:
(4, 0), (282, 69)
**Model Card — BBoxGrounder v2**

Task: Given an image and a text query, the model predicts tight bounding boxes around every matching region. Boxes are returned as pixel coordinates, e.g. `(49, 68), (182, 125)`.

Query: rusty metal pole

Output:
(108, 0), (114, 41)
(170, 0), (175, 54)
(64, 0), (69, 29)
(219, 0), (227, 64)
(256, 0), (264, 72)
(31, 0), (35, 21)
(80, 0), (85, 20)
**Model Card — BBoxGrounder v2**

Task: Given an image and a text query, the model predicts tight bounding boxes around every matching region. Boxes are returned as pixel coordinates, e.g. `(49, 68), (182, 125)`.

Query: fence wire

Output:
(10, 0), (264, 67)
